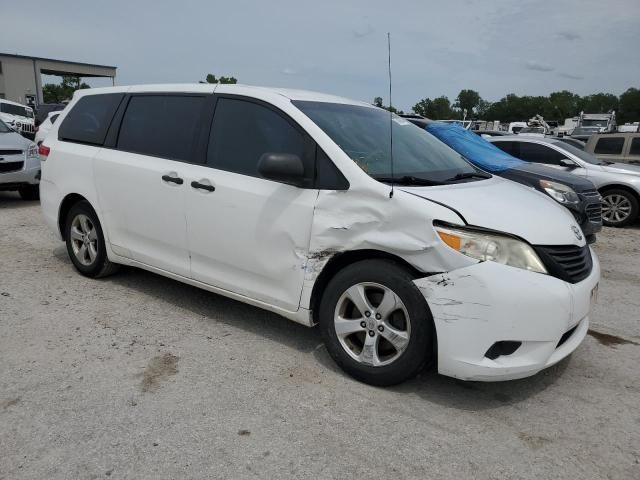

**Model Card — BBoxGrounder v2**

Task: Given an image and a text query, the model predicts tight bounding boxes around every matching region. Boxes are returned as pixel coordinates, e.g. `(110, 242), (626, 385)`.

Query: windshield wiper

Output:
(598, 160), (615, 165)
(372, 175), (444, 186)
(445, 171), (492, 182)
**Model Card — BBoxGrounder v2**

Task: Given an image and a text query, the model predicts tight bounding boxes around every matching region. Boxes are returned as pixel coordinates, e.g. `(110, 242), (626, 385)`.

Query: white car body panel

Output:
(40, 84), (600, 382)
(35, 111), (63, 145)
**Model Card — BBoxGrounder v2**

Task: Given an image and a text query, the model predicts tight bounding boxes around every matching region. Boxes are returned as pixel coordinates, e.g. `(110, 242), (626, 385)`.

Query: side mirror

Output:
(560, 158), (578, 169)
(258, 153), (305, 186)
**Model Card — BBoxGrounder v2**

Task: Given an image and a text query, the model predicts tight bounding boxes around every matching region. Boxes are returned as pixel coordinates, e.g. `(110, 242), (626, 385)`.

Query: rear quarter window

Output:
(58, 93), (124, 145)
(629, 138), (640, 156)
(594, 137), (624, 155)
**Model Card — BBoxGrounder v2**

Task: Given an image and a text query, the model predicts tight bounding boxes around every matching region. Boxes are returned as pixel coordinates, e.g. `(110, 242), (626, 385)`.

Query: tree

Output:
(578, 93), (619, 115)
(454, 89), (481, 118)
(412, 96), (452, 119)
(42, 76), (90, 103)
(371, 97), (403, 114)
(619, 88), (640, 124)
(204, 74), (238, 84)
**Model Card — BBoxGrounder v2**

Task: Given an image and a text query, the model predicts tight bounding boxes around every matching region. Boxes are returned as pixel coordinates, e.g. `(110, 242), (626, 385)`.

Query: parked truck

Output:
(571, 111), (617, 141)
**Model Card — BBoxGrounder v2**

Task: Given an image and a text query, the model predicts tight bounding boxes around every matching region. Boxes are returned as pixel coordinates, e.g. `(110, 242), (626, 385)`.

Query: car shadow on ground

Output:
(49, 251), (573, 411)
(0, 191), (39, 209)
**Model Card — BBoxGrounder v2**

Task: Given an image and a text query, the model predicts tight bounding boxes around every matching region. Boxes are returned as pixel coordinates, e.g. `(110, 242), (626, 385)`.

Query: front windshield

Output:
(293, 101), (478, 182)
(581, 119), (608, 128)
(552, 141), (603, 165)
(0, 119), (11, 133)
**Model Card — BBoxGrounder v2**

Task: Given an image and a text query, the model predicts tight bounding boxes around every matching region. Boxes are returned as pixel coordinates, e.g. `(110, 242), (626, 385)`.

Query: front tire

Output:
(64, 201), (118, 278)
(319, 259), (434, 386)
(601, 189), (639, 227)
(18, 185), (39, 201)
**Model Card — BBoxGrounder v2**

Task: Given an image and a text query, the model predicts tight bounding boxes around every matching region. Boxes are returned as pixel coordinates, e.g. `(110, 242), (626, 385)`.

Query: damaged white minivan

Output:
(40, 84), (600, 386)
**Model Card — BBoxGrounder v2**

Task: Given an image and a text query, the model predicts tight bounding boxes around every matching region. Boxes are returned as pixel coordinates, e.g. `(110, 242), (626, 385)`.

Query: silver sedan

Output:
(489, 135), (640, 227)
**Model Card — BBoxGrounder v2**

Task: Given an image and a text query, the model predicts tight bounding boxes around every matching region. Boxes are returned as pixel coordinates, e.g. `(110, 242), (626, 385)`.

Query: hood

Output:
(400, 176), (585, 246)
(512, 162), (597, 191)
(0, 130), (34, 150)
(599, 162), (640, 176)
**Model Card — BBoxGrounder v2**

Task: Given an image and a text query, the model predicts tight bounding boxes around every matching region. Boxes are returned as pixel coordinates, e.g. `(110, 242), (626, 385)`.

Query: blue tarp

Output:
(424, 123), (525, 173)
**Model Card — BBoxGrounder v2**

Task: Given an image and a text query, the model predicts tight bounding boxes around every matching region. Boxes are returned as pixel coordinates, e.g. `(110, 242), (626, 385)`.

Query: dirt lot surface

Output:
(1, 192), (639, 479)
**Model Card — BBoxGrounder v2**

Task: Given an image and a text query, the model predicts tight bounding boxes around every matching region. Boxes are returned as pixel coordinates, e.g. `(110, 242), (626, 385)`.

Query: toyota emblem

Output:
(571, 225), (583, 241)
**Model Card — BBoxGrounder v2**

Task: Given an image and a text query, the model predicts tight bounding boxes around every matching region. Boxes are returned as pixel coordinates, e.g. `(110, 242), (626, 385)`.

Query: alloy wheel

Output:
(602, 194), (632, 224)
(70, 214), (98, 266)
(333, 282), (411, 367)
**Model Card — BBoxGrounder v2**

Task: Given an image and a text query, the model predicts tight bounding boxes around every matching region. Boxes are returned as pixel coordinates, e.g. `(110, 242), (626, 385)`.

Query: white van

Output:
(40, 84), (600, 386)
(0, 99), (36, 140)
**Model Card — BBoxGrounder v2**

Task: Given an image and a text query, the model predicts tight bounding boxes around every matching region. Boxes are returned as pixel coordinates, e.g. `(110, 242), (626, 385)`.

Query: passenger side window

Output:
(117, 95), (207, 162)
(518, 142), (566, 165)
(492, 141), (518, 157)
(207, 97), (309, 181)
(628, 138), (640, 156)
(594, 137), (624, 155)
(58, 93), (124, 145)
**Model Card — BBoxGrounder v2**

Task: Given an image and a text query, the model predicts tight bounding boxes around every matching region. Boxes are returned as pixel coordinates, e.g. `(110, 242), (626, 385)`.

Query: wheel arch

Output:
(598, 183), (640, 200)
(58, 193), (90, 240)
(308, 249), (425, 325)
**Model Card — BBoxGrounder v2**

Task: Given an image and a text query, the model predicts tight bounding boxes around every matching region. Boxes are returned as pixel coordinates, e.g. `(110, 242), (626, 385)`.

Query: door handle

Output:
(162, 174), (183, 185)
(191, 181), (216, 192)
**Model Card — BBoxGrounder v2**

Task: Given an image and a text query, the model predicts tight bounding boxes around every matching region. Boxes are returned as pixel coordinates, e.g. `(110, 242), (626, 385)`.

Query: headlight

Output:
(27, 144), (38, 158)
(539, 180), (580, 205)
(435, 225), (547, 274)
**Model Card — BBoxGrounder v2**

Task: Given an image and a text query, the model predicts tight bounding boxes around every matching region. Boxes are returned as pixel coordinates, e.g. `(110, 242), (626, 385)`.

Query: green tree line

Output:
(408, 88), (640, 124)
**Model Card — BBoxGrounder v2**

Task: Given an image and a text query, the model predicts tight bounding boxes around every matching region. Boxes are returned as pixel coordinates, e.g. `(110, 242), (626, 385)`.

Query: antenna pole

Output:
(387, 32), (394, 199)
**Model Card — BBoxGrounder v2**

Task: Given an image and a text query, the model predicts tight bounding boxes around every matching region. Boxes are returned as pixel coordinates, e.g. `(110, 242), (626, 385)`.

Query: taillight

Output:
(39, 144), (50, 158)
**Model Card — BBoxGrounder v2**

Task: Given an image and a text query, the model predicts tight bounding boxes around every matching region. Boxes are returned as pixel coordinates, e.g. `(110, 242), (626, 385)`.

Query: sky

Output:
(2, 0), (639, 111)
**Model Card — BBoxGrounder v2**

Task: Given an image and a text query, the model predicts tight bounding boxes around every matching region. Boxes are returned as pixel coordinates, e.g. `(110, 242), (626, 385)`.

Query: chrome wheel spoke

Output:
(334, 316), (364, 337)
(380, 323), (410, 352)
(88, 243), (98, 262)
(359, 333), (380, 366)
(88, 228), (98, 241)
(79, 216), (91, 234)
(377, 288), (400, 319)
(78, 244), (88, 262)
(70, 226), (84, 242)
(345, 284), (373, 317)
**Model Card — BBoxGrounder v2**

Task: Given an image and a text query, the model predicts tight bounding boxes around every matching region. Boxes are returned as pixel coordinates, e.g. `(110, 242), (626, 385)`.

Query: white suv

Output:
(40, 84), (600, 386)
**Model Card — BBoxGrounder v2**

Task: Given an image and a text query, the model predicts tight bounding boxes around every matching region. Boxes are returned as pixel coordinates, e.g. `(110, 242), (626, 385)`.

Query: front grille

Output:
(0, 149), (23, 156)
(0, 161), (24, 173)
(586, 203), (602, 223)
(16, 122), (35, 134)
(535, 244), (593, 283)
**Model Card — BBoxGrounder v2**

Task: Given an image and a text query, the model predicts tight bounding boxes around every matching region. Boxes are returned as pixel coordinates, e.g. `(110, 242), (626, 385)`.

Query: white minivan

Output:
(40, 84), (600, 386)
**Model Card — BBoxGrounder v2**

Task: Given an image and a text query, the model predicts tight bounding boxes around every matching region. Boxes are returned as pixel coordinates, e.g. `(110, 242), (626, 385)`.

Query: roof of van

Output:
(72, 83), (373, 107)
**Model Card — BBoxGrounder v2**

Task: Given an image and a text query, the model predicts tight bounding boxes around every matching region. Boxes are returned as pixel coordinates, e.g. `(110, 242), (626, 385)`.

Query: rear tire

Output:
(601, 189), (639, 227)
(18, 185), (39, 201)
(64, 201), (118, 278)
(319, 259), (434, 386)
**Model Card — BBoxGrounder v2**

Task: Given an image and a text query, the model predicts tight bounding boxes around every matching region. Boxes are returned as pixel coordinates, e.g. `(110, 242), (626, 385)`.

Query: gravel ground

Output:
(1, 192), (639, 480)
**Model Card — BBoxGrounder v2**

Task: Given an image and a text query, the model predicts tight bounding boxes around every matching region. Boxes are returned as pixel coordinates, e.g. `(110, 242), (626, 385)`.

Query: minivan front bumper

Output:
(414, 249), (600, 381)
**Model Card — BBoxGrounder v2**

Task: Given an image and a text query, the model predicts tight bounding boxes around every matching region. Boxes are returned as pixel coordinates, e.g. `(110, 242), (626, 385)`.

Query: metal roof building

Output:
(0, 53), (117, 107)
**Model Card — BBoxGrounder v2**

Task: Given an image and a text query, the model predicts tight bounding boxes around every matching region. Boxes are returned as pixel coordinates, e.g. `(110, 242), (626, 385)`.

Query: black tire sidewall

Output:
(319, 259), (434, 386)
(65, 201), (109, 277)
(602, 189), (639, 227)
